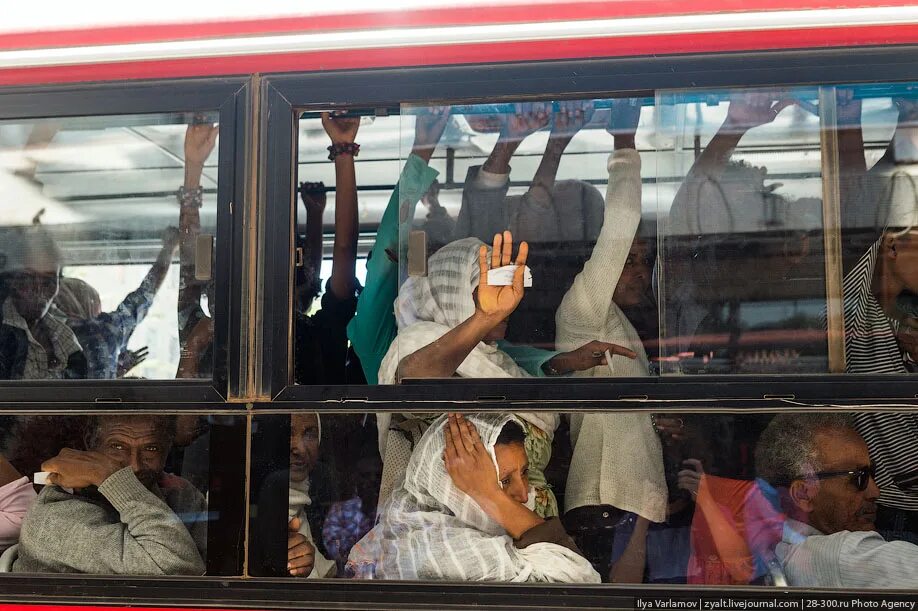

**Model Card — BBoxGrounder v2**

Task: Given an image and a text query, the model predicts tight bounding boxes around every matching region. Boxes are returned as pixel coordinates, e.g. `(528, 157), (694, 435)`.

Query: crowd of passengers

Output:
(1, 93), (918, 587)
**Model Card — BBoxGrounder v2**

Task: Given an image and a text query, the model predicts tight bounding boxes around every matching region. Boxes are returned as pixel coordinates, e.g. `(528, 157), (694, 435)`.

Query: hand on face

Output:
(443, 414), (500, 502)
(287, 517), (316, 577)
(475, 231), (529, 327)
(41, 448), (122, 489)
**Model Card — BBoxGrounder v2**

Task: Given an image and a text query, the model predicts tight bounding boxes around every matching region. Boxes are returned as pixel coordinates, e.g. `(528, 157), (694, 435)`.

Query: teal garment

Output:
(495, 340), (559, 377)
(347, 154), (439, 384)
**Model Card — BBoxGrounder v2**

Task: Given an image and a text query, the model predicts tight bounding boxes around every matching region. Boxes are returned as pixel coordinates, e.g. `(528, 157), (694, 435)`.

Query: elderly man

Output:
(13, 415), (206, 575)
(755, 414), (918, 587)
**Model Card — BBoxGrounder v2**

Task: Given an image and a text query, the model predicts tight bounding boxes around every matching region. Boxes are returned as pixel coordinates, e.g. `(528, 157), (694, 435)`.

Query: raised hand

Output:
(724, 91), (796, 131)
(299, 181), (327, 215)
(498, 102), (551, 143)
(184, 123), (219, 169)
(551, 99), (594, 139)
(475, 231), (529, 323)
(412, 106), (451, 161)
(117, 346), (149, 377)
(443, 413), (500, 500)
(608, 98), (643, 136)
(677, 458), (705, 500)
(41, 448), (122, 489)
(321, 111), (360, 144)
(287, 517), (316, 577)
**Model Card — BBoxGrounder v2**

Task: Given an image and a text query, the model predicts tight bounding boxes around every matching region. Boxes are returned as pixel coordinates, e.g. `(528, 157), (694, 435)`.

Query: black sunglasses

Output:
(809, 465), (876, 491)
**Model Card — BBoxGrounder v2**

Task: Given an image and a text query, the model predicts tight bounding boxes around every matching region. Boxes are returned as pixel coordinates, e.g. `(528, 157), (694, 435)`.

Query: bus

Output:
(1, 2), (917, 609)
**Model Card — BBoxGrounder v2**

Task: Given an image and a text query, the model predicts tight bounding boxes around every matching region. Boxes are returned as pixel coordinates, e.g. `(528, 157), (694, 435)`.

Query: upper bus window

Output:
(389, 99), (660, 383)
(656, 88), (829, 375)
(292, 111), (402, 386)
(835, 83), (918, 375)
(0, 115), (220, 380)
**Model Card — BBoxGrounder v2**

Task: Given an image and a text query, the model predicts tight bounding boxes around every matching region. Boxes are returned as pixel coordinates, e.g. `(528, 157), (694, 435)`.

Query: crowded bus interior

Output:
(1, 53), (918, 607)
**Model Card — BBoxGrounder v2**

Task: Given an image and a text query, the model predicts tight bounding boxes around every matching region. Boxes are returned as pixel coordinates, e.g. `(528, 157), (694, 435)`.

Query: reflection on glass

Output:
(248, 411), (918, 587)
(658, 89), (828, 374)
(0, 414), (213, 575)
(0, 116), (219, 380)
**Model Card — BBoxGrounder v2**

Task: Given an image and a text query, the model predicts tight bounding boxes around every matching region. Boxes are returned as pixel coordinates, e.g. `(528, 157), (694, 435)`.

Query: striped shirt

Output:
(843, 240), (918, 511)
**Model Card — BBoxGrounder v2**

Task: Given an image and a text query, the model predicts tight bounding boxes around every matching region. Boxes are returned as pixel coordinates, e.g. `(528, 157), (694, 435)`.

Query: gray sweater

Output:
(13, 467), (206, 575)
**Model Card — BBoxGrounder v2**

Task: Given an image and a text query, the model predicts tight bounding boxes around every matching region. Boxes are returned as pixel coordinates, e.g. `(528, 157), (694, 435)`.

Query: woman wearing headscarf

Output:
(376, 232), (633, 517)
(347, 413), (599, 583)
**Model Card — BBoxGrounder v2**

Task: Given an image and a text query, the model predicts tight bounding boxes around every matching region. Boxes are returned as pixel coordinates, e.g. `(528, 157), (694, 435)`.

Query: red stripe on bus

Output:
(1, 606), (268, 611)
(0, 24), (915, 87)
(0, 0), (914, 51)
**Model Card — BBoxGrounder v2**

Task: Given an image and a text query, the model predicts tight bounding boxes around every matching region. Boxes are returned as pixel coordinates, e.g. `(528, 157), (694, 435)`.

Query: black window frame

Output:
(0, 77), (249, 404)
(264, 44), (918, 407)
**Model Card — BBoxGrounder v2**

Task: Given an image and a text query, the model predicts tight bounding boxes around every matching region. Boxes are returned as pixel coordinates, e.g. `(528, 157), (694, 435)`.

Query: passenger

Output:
(456, 101), (604, 244)
(295, 181), (327, 316)
(294, 112), (362, 385)
(66, 227), (180, 379)
(322, 448), (379, 575)
(756, 413), (918, 588)
(376, 233), (633, 515)
(557, 100), (667, 530)
(0, 225), (85, 379)
(0, 451), (36, 552)
(346, 107), (450, 384)
(287, 413), (336, 578)
(13, 415), (206, 575)
(176, 121), (218, 379)
(836, 97), (918, 541)
(348, 413), (600, 582)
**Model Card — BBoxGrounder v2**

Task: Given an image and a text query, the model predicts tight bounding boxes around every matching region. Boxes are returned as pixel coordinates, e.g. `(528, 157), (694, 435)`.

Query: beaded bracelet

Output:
(177, 186), (204, 208)
(327, 142), (360, 160)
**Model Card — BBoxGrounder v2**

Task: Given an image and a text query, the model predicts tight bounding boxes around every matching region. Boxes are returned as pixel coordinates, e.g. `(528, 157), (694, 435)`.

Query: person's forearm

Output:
(178, 165), (204, 313)
(528, 136), (571, 200)
(143, 241), (178, 294)
(614, 133), (637, 151)
(482, 139), (522, 175)
(328, 155), (359, 299)
(472, 488), (543, 539)
(0, 454), (21, 488)
(694, 489), (754, 582)
(398, 311), (500, 379)
(304, 207), (324, 293)
(609, 517), (650, 583)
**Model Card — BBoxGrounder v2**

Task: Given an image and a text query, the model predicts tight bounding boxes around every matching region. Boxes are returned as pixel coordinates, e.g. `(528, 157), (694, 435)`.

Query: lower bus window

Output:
(0, 413), (233, 576)
(251, 410), (918, 588)
(0, 115), (220, 381)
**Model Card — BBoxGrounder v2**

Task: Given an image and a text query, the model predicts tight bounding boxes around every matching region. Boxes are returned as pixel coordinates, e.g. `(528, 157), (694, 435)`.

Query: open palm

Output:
(476, 231), (529, 321)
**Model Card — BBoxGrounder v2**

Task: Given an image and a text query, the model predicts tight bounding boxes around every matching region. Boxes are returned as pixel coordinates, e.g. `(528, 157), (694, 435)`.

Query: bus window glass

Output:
(656, 88), (829, 375)
(292, 111), (399, 386)
(250, 409), (918, 587)
(0, 412), (235, 575)
(836, 83), (918, 375)
(0, 115), (220, 380)
(391, 99), (660, 383)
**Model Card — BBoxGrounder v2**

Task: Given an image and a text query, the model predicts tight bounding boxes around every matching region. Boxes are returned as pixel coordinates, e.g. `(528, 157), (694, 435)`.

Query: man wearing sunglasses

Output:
(756, 414), (918, 588)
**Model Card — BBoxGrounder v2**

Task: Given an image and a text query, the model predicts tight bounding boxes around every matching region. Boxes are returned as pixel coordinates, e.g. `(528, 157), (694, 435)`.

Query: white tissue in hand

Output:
(33, 471), (51, 485)
(486, 265), (533, 287)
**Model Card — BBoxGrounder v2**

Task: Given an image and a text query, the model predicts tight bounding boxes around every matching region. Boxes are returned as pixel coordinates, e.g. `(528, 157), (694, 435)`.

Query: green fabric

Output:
(495, 341), (559, 377)
(347, 154), (439, 384)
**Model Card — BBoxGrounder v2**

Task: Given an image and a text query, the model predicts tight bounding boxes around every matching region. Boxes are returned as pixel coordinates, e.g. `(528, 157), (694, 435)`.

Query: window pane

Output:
(292, 111), (398, 386)
(0, 115), (219, 380)
(0, 412), (239, 575)
(656, 88), (828, 375)
(837, 82), (918, 375)
(250, 410), (918, 588)
(392, 100), (660, 382)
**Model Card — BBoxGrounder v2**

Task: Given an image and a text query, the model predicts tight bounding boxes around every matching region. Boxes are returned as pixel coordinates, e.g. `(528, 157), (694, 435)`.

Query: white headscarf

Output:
(378, 238), (530, 384)
(348, 413), (599, 583)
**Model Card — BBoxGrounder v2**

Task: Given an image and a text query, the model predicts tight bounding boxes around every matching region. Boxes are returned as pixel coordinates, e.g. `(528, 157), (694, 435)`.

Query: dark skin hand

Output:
(287, 516), (316, 577)
(41, 448), (122, 489)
